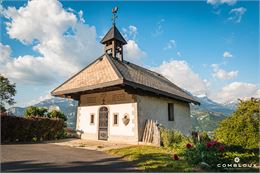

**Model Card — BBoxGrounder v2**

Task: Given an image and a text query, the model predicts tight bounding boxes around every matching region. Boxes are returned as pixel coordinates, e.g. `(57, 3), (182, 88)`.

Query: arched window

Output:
(98, 106), (108, 140)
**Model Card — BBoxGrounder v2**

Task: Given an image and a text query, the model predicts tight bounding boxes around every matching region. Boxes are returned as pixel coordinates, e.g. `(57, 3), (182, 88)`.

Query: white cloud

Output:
(121, 25), (146, 62)
(0, 43), (11, 65)
(223, 51), (233, 58)
(211, 64), (238, 80)
(203, 79), (211, 88)
(152, 60), (208, 95)
(213, 69), (238, 80)
(124, 40), (146, 62)
(163, 40), (176, 50)
(78, 10), (85, 23)
(152, 18), (165, 36)
(122, 28), (127, 33)
(1, 43), (57, 84)
(122, 25), (138, 40)
(129, 25), (137, 39)
(177, 51), (181, 57)
(3, 54), (58, 85)
(211, 82), (260, 103)
(207, 0), (237, 6)
(1, 0), (102, 84)
(228, 7), (247, 23)
(26, 94), (53, 106)
(163, 40), (182, 58)
(2, 1), (76, 44)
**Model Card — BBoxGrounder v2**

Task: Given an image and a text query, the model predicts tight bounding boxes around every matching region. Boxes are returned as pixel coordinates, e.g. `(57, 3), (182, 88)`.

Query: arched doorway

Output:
(98, 106), (108, 140)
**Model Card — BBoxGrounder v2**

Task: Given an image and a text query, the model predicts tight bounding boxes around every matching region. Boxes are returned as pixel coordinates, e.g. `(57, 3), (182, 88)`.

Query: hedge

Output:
(1, 115), (65, 143)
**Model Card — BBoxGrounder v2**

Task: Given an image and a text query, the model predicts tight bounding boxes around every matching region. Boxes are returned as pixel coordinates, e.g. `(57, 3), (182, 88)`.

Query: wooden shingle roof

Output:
(100, 25), (127, 45)
(110, 57), (199, 105)
(51, 54), (199, 105)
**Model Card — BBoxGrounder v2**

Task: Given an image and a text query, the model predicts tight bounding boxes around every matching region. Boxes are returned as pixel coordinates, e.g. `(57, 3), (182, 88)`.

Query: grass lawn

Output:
(107, 145), (202, 172)
(107, 145), (259, 172)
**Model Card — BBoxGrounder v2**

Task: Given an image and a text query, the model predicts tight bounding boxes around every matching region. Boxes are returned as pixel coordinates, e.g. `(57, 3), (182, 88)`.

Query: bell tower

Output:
(100, 7), (127, 61)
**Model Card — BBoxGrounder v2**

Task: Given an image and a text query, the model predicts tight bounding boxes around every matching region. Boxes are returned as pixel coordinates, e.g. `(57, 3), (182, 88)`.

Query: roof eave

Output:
(51, 79), (124, 96)
(100, 38), (127, 45)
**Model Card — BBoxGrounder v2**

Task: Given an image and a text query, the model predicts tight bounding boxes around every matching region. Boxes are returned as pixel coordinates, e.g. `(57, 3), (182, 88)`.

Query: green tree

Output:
(0, 74), (16, 112)
(214, 98), (260, 149)
(47, 110), (67, 121)
(24, 106), (48, 117)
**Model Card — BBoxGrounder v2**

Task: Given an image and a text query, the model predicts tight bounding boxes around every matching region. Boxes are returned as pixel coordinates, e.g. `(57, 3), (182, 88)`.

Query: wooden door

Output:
(98, 107), (108, 140)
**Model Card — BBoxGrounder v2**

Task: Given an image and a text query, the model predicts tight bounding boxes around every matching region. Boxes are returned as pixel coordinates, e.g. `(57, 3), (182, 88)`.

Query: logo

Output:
(234, 157), (240, 163)
(217, 157), (257, 168)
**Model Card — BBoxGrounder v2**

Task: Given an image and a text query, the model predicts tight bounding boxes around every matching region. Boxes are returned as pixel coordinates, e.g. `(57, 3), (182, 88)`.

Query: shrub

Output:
(223, 151), (258, 164)
(172, 130), (184, 144)
(182, 143), (205, 165)
(198, 131), (211, 144)
(56, 128), (67, 139)
(214, 98), (259, 149)
(0, 106), (6, 114)
(47, 110), (67, 122)
(191, 131), (199, 143)
(182, 140), (227, 169)
(1, 115), (66, 143)
(160, 128), (192, 149)
(24, 106), (67, 128)
(24, 106), (48, 117)
(160, 128), (173, 147)
(192, 131), (211, 144)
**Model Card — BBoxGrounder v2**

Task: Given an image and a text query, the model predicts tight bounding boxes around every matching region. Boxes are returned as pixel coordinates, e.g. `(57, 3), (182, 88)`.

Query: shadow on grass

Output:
(225, 144), (259, 154)
(109, 146), (260, 172)
(117, 152), (199, 172)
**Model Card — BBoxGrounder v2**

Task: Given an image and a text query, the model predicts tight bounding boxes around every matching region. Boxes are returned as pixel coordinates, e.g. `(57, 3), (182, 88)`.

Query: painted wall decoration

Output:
(122, 113), (130, 126)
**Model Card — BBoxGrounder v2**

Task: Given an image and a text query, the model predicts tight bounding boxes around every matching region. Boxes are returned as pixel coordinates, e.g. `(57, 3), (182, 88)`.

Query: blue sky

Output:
(0, 0), (259, 107)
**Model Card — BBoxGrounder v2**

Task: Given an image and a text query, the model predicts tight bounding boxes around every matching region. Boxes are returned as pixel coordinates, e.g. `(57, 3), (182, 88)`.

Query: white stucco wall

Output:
(136, 95), (192, 139)
(77, 102), (138, 143)
(75, 89), (192, 144)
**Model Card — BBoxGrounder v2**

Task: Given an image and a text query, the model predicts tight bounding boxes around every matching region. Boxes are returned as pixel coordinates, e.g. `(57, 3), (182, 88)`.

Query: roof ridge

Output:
(104, 53), (124, 80)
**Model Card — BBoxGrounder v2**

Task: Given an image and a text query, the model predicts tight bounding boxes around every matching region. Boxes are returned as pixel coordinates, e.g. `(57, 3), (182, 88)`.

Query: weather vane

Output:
(112, 6), (118, 25)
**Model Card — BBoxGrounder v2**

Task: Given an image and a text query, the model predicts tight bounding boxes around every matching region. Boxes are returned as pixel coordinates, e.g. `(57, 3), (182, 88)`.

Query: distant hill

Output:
(7, 107), (26, 117)
(7, 97), (77, 129)
(191, 95), (236, 132)
(8, 95), (237, 132)
(34, 97), (78, 128)
(193, 95), (235, 114)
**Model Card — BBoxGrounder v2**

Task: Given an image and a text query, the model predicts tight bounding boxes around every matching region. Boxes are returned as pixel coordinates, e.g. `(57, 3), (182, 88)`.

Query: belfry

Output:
(100, 7), (127, 61)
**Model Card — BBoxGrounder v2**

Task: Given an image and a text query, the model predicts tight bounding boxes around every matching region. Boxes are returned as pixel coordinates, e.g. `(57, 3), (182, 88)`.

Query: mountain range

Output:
(191, 95), (236, 132)
(8, 96), (237, 132)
